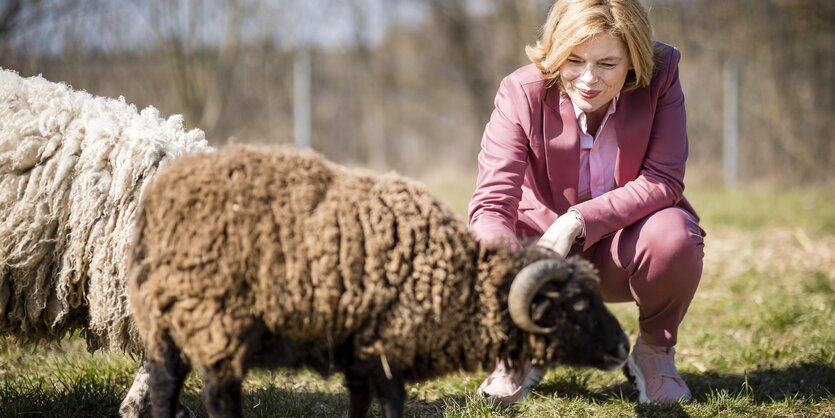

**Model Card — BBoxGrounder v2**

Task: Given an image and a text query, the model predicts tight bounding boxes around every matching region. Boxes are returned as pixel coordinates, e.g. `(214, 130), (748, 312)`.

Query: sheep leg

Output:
(344, 369), (373, 418)
(371, 369), (405, 418)
(148, 337), (192, 418)
(344, 360), (406, 418)
(120, 358), (197, 418)
(119, 360), (151, 418)
(201, 372), (243, 418)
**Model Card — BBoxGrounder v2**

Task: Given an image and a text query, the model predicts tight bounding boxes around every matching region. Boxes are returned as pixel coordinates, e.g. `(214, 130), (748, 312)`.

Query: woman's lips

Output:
(577, 88), (601, 99)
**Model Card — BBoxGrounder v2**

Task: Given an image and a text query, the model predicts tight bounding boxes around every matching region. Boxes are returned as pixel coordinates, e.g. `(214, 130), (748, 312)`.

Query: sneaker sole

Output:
(478, 387), (529, 408)
(478, 367), (544, 407)
(625, 354), (650, 404)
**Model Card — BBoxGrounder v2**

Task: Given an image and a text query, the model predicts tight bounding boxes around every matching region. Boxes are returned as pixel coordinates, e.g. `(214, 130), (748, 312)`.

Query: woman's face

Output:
(559, 33), (631, 116)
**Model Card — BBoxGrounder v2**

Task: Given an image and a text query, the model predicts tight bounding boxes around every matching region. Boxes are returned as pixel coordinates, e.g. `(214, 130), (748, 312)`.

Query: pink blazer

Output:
(468, 43), (697, 250)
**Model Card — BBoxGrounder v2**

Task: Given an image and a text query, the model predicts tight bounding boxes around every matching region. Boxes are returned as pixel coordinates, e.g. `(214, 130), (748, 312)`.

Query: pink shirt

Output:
(574, 95), (619, 203)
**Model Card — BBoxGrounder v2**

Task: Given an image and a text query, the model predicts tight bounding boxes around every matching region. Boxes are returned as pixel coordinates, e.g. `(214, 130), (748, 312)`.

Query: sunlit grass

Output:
(1, 186), (833, 417)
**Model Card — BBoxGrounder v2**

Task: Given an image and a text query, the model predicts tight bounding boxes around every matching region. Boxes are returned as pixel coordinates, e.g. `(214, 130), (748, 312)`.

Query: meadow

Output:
(1, 186), (833, 417)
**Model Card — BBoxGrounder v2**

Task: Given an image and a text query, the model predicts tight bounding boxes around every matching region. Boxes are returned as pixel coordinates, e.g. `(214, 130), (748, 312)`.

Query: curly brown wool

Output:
(130, 144), (629, 418)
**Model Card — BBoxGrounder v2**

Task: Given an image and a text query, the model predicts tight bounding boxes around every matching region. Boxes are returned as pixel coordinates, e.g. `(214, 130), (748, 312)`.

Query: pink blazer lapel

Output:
(613, 92), (650, 186)
(543, 90), (579, 214)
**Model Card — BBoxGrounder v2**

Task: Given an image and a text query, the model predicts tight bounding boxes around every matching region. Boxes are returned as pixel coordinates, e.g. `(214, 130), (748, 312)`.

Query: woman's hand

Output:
(537, 210), (584, 257)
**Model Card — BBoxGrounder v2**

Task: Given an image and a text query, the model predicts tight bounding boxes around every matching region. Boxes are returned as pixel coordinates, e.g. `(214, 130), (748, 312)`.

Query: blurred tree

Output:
(426, 0), (493, 120)
(422, 0), (546, 120)
(0, 0), (23, 68)
(149, 0), (247, 138)
(650, 0), (834, 185)
(0, 0), (89, 68)
(0, 0), (23, 38)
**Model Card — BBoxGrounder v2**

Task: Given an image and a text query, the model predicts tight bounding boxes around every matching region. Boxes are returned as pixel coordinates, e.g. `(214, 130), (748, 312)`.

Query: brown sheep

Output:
(129, 144), (629, 418)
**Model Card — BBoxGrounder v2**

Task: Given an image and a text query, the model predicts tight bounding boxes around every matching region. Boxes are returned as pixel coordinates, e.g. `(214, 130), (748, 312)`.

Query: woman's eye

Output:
(568, 59), (583, 64)
(600, 63), (616, 69)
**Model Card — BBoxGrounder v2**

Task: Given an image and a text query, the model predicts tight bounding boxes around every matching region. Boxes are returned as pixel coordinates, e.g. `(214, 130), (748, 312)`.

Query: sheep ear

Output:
(542, 290), (562, 299)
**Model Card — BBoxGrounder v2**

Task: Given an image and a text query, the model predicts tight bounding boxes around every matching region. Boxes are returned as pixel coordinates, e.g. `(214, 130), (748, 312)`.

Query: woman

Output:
(468, 0), (704, 406)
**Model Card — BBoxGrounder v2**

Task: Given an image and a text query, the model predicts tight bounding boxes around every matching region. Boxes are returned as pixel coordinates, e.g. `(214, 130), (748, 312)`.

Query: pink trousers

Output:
(569, 207), (704, 346)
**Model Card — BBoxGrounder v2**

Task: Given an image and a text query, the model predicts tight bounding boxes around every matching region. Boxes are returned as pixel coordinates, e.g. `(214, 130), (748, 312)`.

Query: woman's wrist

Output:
(568, 209), (585, 239)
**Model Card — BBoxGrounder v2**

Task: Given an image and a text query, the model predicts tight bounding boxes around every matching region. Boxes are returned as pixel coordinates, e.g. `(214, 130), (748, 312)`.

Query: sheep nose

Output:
(603, 341), (630, 371)
(616, 341), (629, 359)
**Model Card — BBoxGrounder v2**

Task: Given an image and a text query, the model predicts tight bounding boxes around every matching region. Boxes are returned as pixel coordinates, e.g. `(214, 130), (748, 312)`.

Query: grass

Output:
(1, 186), (834, 417)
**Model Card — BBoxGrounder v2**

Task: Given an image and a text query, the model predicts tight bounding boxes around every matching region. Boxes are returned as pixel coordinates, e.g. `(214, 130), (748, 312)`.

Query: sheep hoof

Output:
(176, 405), (198, 418)
(117, 401), (144, 418)
(119, 367), (150, 418)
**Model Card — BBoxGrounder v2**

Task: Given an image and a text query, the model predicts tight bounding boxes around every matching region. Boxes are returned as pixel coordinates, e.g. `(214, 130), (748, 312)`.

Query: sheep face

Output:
(508, 256), (629, 371)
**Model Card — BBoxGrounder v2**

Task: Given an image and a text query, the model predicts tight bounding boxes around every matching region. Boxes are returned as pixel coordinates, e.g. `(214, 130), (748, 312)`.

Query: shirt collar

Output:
(571, 93), (620, 121)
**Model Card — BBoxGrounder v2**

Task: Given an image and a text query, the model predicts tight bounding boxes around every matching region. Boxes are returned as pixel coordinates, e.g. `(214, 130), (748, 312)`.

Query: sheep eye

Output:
(572, 300), (589, 312)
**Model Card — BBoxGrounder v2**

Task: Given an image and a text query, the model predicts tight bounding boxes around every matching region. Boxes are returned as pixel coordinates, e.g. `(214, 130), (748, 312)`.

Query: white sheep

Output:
(0, 68), (208, 417)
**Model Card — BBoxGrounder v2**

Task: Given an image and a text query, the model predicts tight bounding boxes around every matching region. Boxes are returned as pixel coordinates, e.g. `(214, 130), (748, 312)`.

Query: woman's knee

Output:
(639, 207), (704, 270)
(625, 208), (704, 311)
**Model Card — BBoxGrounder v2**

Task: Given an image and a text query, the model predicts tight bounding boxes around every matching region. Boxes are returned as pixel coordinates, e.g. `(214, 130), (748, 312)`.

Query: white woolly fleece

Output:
(0, 69), (210, 352)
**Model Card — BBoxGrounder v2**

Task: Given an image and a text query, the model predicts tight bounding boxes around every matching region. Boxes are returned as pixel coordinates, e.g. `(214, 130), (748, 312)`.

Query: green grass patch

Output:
(685, 186), (835, 235)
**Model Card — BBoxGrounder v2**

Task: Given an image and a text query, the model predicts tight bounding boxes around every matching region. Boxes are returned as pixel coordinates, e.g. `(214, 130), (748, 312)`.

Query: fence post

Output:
(723, 63), (739, 186)
(294, 48), (311, 149)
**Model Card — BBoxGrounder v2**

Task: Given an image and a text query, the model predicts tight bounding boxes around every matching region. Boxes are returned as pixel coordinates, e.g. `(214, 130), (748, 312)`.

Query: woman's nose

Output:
(580, 66), (597, 84)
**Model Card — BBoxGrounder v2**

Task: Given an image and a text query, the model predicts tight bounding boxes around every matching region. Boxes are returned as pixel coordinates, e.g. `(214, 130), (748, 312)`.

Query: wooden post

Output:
(294, 48), (311, 149)
(723, 63), (739, 186)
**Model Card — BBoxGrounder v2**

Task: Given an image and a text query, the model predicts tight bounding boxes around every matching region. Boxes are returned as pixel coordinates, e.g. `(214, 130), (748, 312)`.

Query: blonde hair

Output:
(526, 0), (655, 92)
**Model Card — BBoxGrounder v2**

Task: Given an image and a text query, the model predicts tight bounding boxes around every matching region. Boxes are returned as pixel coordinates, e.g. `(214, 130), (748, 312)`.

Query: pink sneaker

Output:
(625, 337), (692, 404)
(478, 360), (546, 407)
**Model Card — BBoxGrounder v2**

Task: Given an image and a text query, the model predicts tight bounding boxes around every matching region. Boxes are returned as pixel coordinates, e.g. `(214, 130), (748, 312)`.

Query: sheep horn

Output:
(508, 259), (571, 334)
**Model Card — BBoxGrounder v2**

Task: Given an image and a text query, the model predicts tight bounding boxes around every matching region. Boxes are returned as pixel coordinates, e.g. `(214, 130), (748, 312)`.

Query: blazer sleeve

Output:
(467, 75), (532, 248)
(572, 48), (688, 250)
